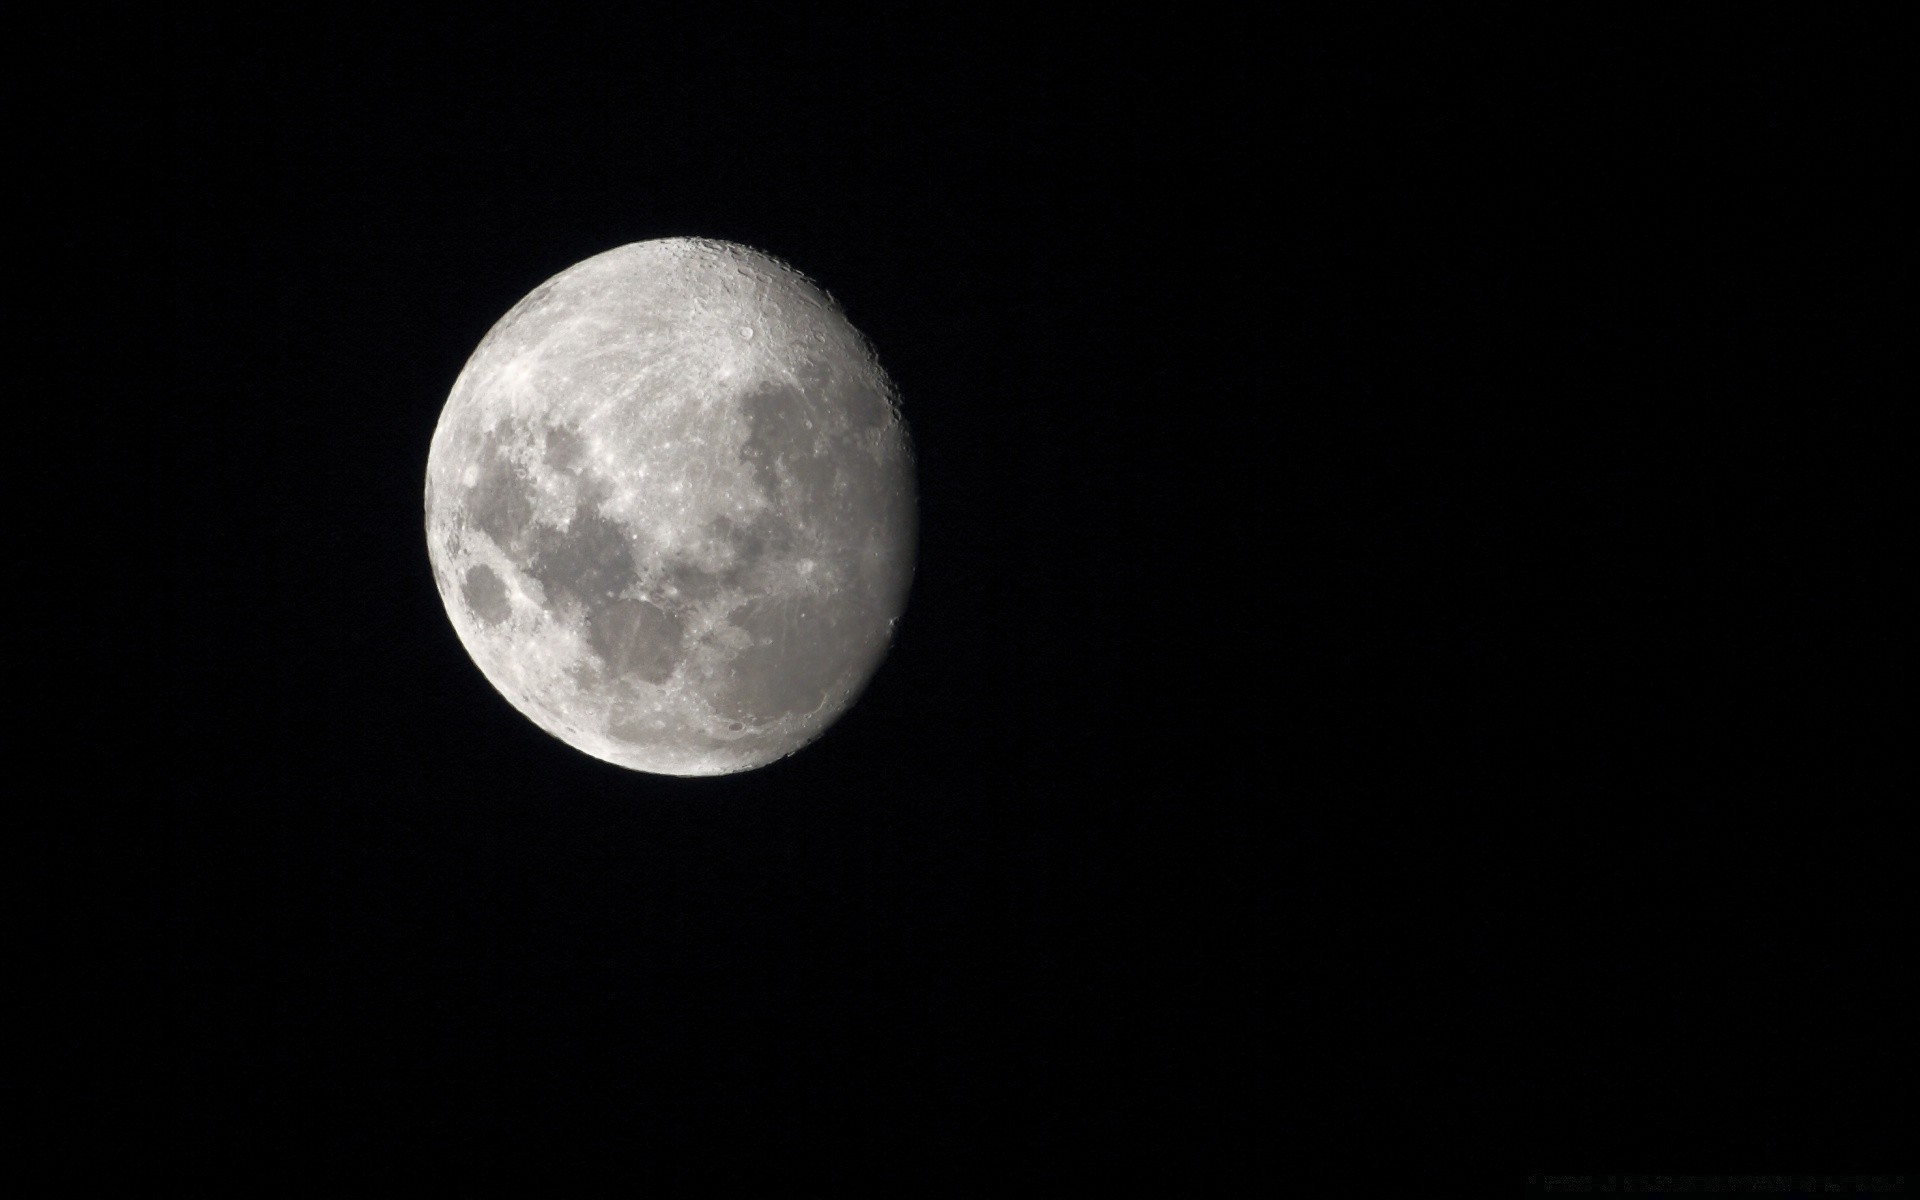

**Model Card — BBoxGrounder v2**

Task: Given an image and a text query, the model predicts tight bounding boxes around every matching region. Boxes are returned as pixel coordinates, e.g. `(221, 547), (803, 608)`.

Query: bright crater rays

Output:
(424, 238), (917, 776)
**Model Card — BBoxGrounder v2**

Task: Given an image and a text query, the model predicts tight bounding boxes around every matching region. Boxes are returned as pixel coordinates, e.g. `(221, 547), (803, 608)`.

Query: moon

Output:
(424, 238), (917, 776)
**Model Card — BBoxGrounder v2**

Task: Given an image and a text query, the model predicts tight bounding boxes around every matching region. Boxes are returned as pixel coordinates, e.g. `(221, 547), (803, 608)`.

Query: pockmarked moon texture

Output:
(425, 239), (916, 776)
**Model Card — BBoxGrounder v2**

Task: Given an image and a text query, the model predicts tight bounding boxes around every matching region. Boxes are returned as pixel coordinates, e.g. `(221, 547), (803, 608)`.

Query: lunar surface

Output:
(424, 238), (916, 776)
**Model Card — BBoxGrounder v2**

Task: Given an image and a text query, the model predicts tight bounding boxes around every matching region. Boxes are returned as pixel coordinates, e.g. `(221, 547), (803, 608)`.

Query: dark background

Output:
(26, 10), (1904, 1193)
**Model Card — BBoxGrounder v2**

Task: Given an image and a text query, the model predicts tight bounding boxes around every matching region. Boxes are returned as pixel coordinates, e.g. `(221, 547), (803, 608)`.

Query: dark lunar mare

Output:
(585, 599), (684, 685)
(464, 423), (539, 564)
(460, 421), (690, 683)
(704, 377), (910, 725)
(526, 503), (639, 608)
(460, 565), (511, 625)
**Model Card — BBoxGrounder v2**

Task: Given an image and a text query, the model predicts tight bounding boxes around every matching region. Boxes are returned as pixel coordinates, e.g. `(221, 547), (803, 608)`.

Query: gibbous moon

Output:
(424, 238), (917, 776)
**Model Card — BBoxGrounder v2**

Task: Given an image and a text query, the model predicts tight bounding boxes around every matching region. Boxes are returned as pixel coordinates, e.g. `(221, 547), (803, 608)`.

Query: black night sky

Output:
(27, 10), (1904, 1193)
